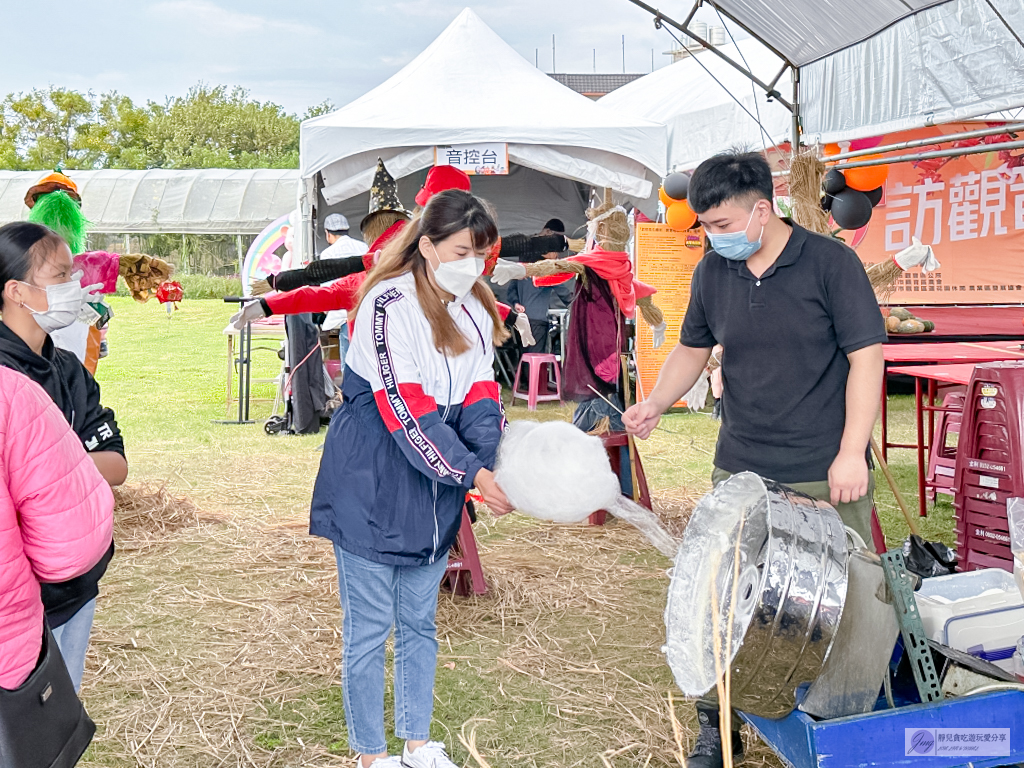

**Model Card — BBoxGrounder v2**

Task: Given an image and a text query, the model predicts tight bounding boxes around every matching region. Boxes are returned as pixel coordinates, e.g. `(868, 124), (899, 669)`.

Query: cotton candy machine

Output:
(496, 424), (851, 718)
(664, 472), (849, 718)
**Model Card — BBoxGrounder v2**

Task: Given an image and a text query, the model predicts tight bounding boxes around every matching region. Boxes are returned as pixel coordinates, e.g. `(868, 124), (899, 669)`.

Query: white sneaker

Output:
(402, 741), (458, 768)
(362, 756), (403, 768)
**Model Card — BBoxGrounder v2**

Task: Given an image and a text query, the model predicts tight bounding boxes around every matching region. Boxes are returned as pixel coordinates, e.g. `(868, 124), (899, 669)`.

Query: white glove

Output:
(683, 373), (711, 414)
(514, 313), (536, 347)
(651, 321), (667, 349)
(230, 300), (267, 330)
(894, 236), (940, 273)
(490, 259), (527, 286)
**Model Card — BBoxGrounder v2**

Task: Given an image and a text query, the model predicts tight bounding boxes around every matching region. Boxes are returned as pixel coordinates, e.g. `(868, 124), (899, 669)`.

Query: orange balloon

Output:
(822, 143), (842, 157)
(666, 200), (697, 231)
(659, 185), (673, 208)
(845, 156), (889, 191)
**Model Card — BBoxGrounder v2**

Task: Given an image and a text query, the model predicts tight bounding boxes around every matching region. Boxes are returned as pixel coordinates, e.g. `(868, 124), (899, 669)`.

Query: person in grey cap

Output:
(321, 213), (366, 261)
(319, 214), (367, 334)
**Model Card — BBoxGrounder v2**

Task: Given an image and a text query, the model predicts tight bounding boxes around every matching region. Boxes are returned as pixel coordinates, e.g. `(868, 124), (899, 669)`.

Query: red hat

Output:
(415, 165), (472, 207)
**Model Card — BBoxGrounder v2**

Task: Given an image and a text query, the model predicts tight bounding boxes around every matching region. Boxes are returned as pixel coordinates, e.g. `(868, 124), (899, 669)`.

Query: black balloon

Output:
(663, 172), (691, 201)
(821, 194), (834, 212)
(823, 168), (847, 196)
(831, 189), (873, 230)
(865, 186), (884, 206)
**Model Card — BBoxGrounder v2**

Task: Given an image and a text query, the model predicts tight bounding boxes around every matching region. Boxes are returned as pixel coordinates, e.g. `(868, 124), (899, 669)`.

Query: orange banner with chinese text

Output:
(851, 122), (1024, 304)
(635, 222), (704, 407)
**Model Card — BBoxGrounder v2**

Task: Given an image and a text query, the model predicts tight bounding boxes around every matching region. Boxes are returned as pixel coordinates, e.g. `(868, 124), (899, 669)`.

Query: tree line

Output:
(0, 84), (331, 171)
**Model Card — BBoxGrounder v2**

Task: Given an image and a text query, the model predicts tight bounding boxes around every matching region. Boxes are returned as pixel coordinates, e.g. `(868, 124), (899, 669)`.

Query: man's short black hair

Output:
(542, 218), (565, 234)
(687, 152), (774, 214)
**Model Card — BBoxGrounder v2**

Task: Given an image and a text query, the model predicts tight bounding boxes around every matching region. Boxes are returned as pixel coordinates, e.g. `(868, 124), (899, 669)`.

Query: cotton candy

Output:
(495, 421), (621, 523)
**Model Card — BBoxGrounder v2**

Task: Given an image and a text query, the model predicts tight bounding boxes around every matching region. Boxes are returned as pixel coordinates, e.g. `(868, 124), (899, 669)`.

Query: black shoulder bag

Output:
(0, 623), (95, 768)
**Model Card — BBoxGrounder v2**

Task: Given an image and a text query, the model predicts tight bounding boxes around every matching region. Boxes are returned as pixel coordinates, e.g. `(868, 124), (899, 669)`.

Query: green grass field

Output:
(77, 296), (950, 768)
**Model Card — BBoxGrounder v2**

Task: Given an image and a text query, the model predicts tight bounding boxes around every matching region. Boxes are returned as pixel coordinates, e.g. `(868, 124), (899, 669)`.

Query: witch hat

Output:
(361, 158), (410, 230)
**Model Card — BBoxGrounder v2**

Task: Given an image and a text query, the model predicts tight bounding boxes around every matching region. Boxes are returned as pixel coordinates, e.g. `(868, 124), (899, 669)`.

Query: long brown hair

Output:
(355, 190), (509, 356)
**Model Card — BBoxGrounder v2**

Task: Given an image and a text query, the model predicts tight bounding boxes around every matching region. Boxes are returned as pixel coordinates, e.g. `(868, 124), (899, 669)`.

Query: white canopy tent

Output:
(298, 8), (667, 249)
(600, 39), (792, 173)
(627, 0), (1024, 144)
(0, 169), (299, 235)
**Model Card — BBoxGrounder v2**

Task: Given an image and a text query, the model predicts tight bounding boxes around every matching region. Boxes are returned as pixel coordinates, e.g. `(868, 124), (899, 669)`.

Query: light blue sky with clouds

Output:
(1, 1), (741, 114)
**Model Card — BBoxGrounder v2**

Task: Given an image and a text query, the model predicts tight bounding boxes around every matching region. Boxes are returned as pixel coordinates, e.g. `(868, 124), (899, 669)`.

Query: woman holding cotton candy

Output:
(310, 190), (512, 768)
(0, 221), (126, 692)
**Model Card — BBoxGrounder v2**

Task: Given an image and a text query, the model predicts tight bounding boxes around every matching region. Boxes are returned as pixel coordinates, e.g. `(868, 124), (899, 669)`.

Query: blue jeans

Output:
(338, 323), (350, 368)
(334, 545), (449, 755)
(50, 598), (96, 693)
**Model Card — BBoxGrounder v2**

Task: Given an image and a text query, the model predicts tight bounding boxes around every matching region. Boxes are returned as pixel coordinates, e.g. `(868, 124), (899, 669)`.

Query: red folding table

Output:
(888, 306), (1024, 343)
(881, 342), (1024, 462)
(887, 363), (978, 518)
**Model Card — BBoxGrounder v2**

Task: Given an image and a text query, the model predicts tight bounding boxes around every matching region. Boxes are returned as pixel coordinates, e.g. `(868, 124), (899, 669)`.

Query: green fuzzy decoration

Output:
(28, 191), (89, 254)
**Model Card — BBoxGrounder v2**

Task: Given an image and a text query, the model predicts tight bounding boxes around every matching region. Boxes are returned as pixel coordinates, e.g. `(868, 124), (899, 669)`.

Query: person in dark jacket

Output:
(0, 221), (126, 692)
(309, 191), (511, 768)
(505, 218), (575, 353)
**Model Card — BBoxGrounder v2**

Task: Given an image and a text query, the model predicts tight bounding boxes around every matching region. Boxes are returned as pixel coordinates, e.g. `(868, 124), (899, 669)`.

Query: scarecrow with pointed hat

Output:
(232, 159), (413, 331)
(234, 162), (558, 347)
(251, 163), (579, 297)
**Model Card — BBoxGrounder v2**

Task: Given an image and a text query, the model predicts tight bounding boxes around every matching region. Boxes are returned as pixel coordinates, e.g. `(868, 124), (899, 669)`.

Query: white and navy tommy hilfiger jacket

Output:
(310, 272), (507, 566)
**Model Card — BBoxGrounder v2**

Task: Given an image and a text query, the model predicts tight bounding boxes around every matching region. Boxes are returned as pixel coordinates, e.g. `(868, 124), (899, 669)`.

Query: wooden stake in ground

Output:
(621, 354), (641, 503)
(870, 437), (921, 537)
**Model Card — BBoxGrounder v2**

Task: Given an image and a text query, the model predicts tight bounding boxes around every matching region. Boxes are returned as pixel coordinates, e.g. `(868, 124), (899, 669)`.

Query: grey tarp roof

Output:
(0, 169), (299, 235)
(656, 0), (1024, 141)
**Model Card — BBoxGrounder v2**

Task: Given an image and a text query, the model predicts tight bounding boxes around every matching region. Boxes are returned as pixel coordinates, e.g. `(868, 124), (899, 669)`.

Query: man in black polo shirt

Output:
(624, 152), (885, 768)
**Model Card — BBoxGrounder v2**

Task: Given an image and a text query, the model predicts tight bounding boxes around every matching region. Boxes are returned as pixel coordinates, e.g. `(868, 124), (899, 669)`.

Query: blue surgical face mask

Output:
(708, 206), (764, 261)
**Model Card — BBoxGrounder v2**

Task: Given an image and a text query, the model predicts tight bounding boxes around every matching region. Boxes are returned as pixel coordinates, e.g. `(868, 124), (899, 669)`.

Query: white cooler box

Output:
(916, 568), (1024, 672)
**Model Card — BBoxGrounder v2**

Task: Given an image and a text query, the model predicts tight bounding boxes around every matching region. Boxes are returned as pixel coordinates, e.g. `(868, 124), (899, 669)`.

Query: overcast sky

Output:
(1, 1), (744, 114)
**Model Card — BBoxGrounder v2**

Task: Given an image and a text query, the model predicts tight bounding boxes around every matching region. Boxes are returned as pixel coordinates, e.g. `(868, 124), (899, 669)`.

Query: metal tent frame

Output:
(625, 0), (1024, 157)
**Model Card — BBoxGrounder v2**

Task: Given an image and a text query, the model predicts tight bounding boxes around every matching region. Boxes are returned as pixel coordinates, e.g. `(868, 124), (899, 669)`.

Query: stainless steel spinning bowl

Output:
(664, 472), (849, 718)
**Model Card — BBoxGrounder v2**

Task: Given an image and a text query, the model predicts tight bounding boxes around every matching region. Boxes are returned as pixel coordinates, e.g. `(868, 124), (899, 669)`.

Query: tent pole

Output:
(832, 139), (1024, 170)
(772, 138), (1024, 175)
(824, 122), (1024, 162)
(983, 0), (1024, 50)
(791, 66), (801, 152)
(629, 0), (792, 109)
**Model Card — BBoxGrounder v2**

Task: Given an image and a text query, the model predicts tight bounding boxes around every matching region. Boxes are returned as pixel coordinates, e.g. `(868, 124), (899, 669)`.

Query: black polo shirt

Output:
(680, 220), (886, 483)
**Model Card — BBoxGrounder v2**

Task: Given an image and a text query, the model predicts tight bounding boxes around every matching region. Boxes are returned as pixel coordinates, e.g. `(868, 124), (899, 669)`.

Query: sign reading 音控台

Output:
(434, 143), (509, 175)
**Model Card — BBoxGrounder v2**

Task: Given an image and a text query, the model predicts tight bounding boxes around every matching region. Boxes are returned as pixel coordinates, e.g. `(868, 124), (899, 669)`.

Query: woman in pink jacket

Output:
(0, 366), (114, 690)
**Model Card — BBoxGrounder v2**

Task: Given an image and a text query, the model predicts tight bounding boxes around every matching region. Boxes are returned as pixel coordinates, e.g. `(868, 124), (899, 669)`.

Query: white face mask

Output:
(427, 243), (484, 300)
(20, 279), (86, 334)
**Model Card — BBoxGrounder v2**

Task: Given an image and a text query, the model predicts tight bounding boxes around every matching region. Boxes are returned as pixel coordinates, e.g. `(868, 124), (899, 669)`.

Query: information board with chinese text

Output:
(635, 223), (704, 408)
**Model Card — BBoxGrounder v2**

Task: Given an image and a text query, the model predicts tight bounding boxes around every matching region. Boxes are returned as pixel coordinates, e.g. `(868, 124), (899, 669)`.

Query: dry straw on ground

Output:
(83, 484), (781, 768)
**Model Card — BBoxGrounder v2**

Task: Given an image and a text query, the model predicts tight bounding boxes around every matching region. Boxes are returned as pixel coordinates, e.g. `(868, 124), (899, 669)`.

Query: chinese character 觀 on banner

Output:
(434, 143), (509, 175)
(860, 122), (1024, 306)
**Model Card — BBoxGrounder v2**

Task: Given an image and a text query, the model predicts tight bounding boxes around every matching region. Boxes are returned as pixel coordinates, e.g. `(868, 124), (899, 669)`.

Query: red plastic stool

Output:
(511, 353), (562, 410)
(444, 506), (487, 596)
(589, 432), (652, 525)
(926, 391), (964, 501)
